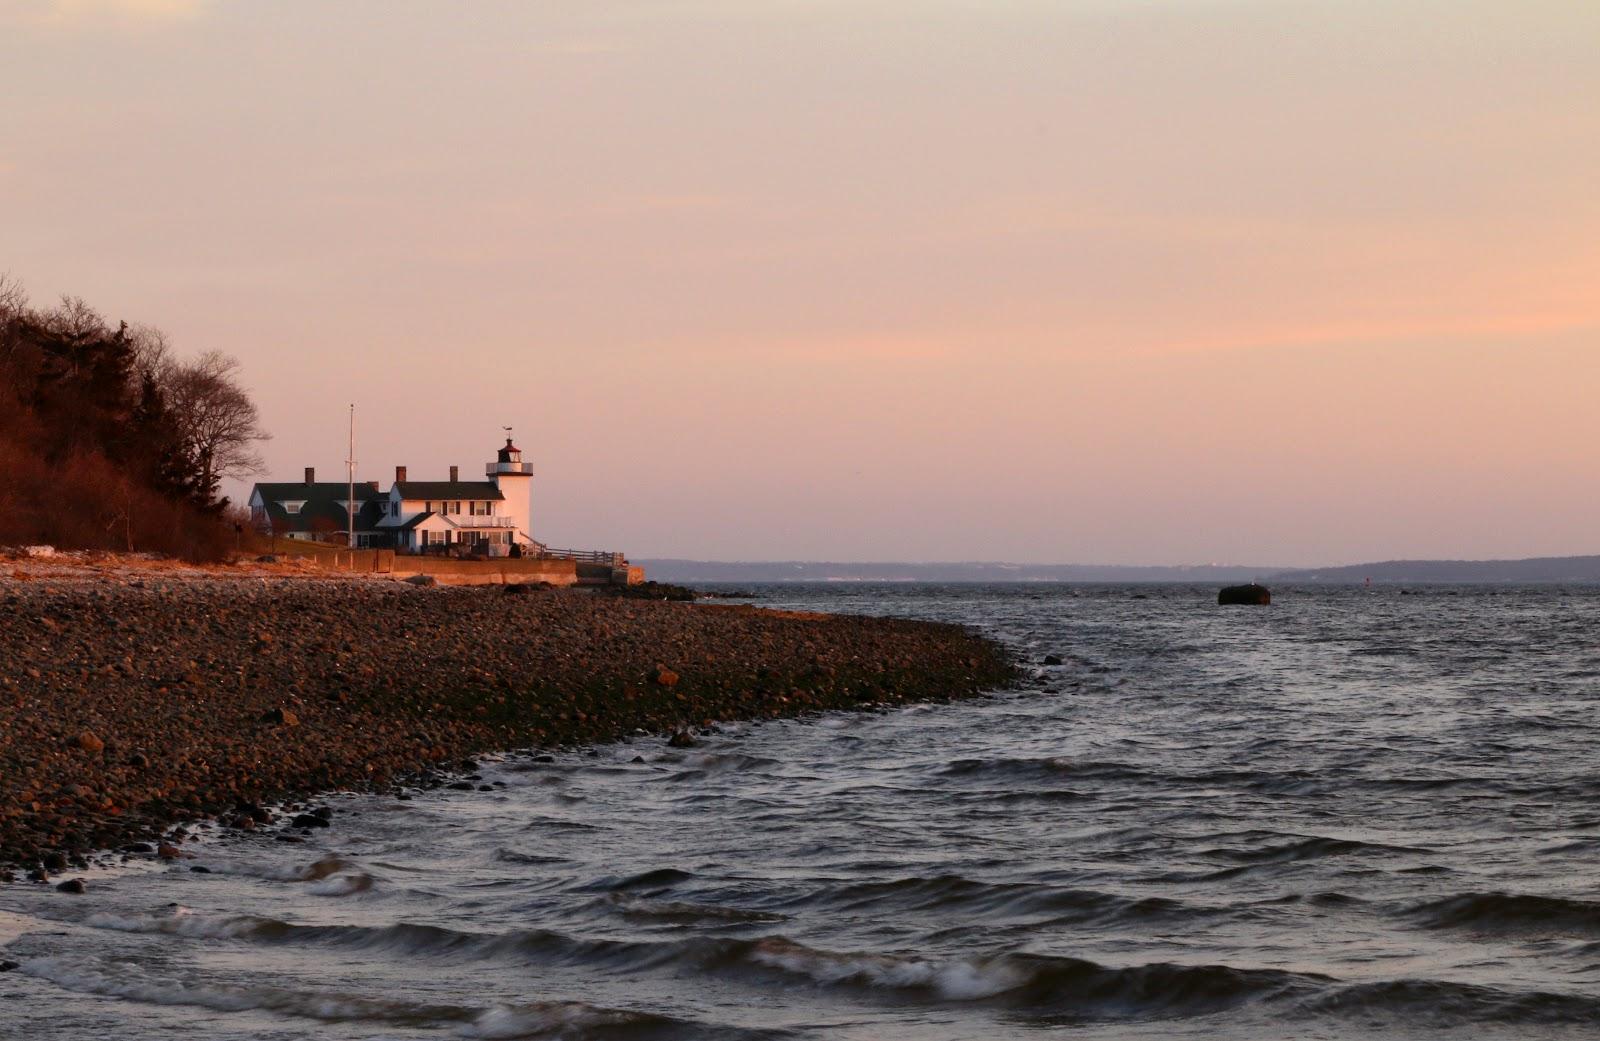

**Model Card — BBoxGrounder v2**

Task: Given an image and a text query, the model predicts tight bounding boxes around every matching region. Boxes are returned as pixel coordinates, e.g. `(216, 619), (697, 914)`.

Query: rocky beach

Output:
(0, 558), (1014, 879)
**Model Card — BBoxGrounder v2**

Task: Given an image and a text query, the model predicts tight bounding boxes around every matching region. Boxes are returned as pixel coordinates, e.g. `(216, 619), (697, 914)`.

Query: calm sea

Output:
(5, 583), (1600, 1040)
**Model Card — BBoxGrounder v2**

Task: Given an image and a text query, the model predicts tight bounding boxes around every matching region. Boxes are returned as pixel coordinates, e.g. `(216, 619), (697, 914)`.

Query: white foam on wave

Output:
(460, 1002), (653, 1039)
(745, 937), (1027, 1000)
(85, 909), (271, 941)
(307, 871), (375, 897)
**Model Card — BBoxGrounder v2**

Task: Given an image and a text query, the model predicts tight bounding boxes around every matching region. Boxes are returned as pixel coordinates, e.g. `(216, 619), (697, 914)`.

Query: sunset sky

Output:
(3, 0), (1596, 565)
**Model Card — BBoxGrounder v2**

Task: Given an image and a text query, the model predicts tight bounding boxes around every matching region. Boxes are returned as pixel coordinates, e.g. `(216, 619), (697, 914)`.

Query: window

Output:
(284, 502), (303, 514)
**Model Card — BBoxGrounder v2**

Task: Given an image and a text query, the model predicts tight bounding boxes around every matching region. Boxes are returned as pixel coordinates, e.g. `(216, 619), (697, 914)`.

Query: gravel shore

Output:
(1, 568), (1015, 876)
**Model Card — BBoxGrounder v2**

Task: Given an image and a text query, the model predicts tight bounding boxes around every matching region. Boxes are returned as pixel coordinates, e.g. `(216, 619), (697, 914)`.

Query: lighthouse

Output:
(487, 433), (535, 548)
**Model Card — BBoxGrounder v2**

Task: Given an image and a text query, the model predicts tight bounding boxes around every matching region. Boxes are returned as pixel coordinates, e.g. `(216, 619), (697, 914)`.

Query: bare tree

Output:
(0, 273), (26, 320)
(125, 322), (173, 382)
(161, 350), (271, 504)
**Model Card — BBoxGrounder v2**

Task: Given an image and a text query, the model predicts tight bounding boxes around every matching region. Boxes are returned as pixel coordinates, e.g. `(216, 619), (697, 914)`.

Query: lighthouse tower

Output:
(487, 434), (535, 547)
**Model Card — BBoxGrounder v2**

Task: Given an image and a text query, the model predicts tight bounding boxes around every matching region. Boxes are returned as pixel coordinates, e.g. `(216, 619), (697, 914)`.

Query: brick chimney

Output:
(367, 480), (379, 491)
(396, 465), (407, 482)
(304, 467), (315, 484)
(449, 465), (459, 482)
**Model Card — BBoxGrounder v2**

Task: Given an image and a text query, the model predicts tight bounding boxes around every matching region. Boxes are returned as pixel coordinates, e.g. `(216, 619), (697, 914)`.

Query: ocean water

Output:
(5, 583), (1600, 1040)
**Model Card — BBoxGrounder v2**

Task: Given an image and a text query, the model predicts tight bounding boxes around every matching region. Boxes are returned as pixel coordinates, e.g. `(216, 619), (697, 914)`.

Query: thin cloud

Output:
(7, 0), (209, 26)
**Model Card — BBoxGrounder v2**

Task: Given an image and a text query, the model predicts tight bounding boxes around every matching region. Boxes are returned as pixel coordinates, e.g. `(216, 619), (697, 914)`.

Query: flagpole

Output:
(346, 403), (356, 563)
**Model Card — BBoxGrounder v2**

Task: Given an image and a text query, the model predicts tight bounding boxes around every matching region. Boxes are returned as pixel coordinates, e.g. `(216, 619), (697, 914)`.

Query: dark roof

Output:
(393, 511), (437, 532)
(253, 482), (384, 502)
(249, 481), (386, 535)
(394, 481), (504, 501)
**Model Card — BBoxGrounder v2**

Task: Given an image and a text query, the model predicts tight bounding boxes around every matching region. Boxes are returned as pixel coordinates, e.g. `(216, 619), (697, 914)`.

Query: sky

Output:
(2, 0), (1596, 565)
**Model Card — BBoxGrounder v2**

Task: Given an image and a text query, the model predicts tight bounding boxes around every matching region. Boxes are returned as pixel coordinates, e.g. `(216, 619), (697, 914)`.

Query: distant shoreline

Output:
(0, 561), (1015, 877)
(641, 555), (1600, 585)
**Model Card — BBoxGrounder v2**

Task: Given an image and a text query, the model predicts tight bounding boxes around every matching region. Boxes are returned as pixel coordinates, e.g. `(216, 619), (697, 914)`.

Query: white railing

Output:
(450, 515), (517, 528)
(486, 462), (534, 476)
(538, 547), (627, 567)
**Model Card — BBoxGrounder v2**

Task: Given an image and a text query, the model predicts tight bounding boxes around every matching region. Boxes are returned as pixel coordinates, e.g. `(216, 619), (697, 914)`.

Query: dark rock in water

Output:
(447, 781), (475, 791)
(309, 806), (333, 821)
(0, 960), (18, 972)
(122, 842), (153, 854)
(156, 843), (182, 860)
(1218, 584), (1272, 606)
(667, 731), (698, 748)
(289, 813), (330, 829)
(41, 851), (67, 873)
(190, 865), (212, 873)
(55, 878), (86, 894)
(1042, 654), (1064, 666)
(25, 867), (47, 883)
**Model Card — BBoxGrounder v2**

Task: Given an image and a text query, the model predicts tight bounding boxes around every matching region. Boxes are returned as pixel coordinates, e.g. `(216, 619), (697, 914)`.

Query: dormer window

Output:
(283, 501), (305, 514)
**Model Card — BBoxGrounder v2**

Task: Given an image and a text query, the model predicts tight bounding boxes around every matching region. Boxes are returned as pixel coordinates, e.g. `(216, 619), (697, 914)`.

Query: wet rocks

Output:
(666, 731), (698, 749)
(1042, 654), (1064, 666)
(55, 878), (86, 894)
(289, 813), (329, 829)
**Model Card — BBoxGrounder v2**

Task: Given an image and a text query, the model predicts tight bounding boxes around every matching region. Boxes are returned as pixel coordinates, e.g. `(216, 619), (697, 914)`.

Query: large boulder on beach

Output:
(1218, 584), (1271, 606)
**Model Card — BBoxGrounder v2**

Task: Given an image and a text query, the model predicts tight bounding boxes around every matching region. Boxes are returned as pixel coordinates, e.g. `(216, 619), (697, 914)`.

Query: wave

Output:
(787, 874), (1218, 927)
(1201, 835), (1427, 865)
(16, 956), (761, 1039)
(201, 854), (374, 894)
(1302, 977), (1600, 1026)
(588, 868), (698, 892)
(75, 910), (1307, 1018)
(62, 908), (1600, 1027)
(935, 757), (1147, 781)
(605, 895), (789, 925)
(1407, 892), (1600, 937)
(737, 939), (1320, 1018)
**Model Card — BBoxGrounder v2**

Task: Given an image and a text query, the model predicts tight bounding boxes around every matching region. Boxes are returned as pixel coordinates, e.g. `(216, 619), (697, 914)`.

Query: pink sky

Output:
(3, 1), (1596, 565)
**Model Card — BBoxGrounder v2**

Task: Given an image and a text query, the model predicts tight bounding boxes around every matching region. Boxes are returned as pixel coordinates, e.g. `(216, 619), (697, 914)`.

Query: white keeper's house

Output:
(248, 436), (542, 556)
